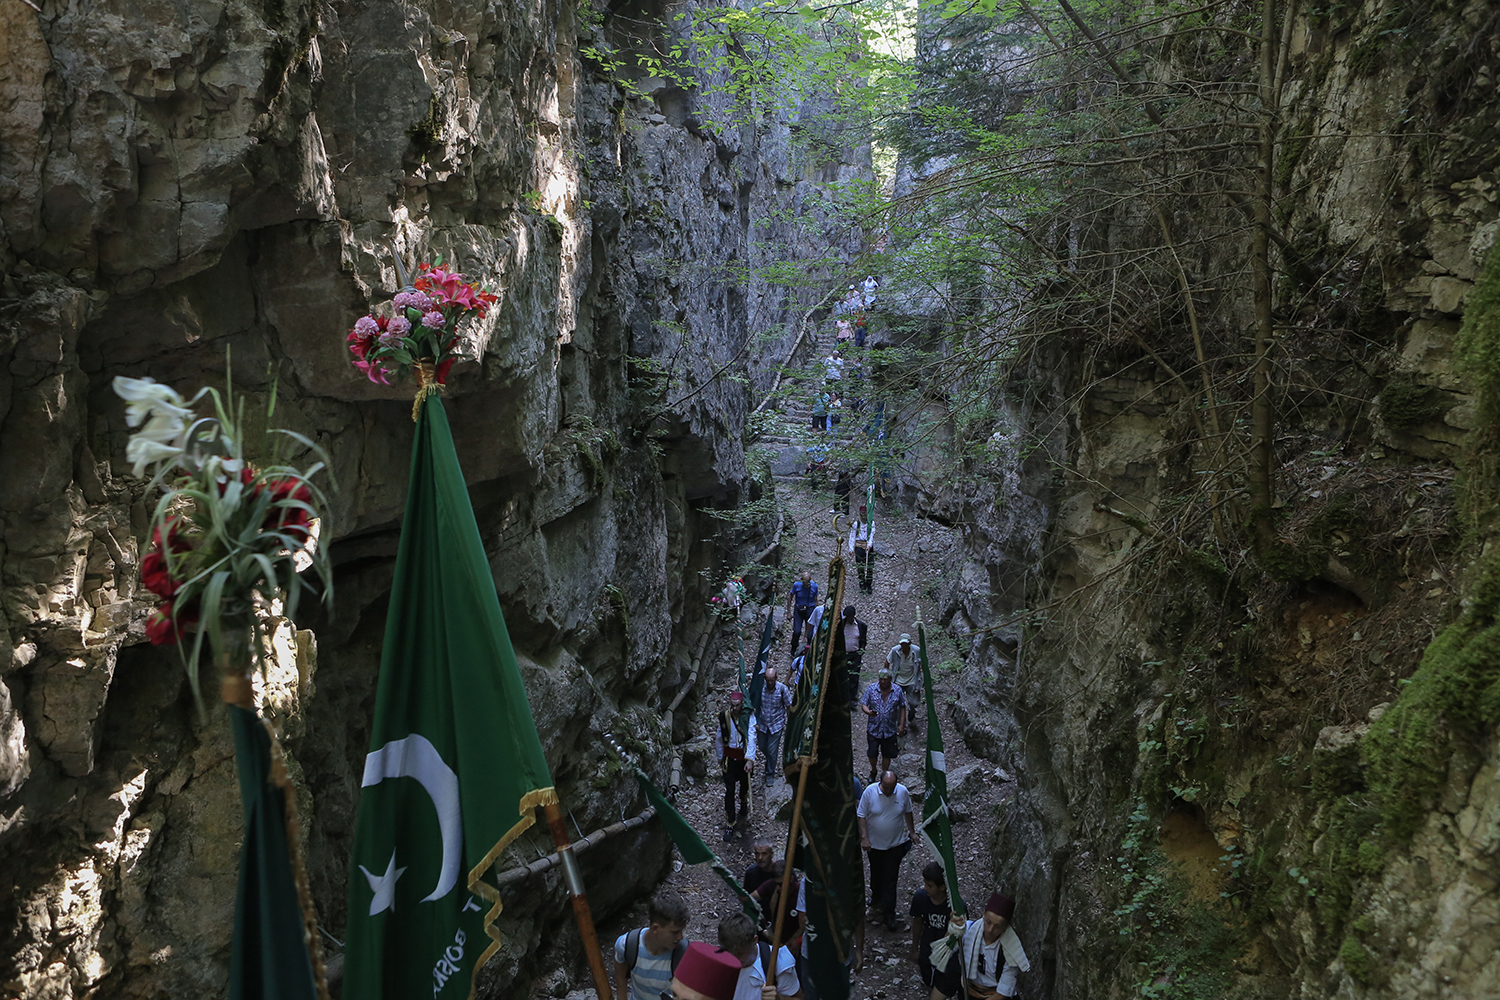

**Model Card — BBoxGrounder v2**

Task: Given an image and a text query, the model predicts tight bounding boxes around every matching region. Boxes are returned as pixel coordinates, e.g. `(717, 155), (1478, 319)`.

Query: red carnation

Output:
(262, 477), (313, 541)
(140, 518), (191, 597)
(140, 549), (178, 598)
(145, 599), (199, 646)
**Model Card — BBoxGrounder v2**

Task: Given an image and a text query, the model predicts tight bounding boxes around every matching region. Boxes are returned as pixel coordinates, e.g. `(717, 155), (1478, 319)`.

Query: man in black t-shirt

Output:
(744, 839), (776, 895)
(910, 862), (961, 1000)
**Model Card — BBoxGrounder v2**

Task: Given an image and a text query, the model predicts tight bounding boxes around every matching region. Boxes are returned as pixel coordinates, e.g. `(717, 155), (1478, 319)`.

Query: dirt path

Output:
(586, 479), (1015, 1000)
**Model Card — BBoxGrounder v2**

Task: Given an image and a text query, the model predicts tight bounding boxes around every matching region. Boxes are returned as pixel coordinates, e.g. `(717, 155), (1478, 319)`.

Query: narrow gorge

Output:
(1, 0), (1497, 998)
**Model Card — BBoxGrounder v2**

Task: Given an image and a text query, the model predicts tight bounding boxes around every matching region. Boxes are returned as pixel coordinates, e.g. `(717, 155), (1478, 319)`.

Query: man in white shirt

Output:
(718, 911), (801, 1000)
(717, 690), (757, 840)
(857, 770), (915, 932)
(959, 892), (1029, 999)
(794, 876), (861, 1000)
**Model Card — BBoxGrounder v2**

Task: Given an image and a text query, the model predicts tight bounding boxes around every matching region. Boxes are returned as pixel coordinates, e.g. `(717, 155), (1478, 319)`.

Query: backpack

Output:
(624, 928), (688, 979)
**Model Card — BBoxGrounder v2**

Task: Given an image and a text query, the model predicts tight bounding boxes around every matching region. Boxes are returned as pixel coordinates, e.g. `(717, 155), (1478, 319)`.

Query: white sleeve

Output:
(847, 525), (856, 552)
(747, 715), (758, 762)
(775, 946), (800, 996)
(868, 524), (876, 548)
(856, 784), (872, 818)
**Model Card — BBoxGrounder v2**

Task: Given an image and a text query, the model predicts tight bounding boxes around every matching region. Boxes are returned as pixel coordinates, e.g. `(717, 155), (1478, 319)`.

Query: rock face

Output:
(887, 6), (1500, 1000)
(0, 0), (868, 996)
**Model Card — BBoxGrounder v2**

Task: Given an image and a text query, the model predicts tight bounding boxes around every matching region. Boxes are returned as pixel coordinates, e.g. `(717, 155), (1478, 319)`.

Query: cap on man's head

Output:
(672, 942), (742, 1000)
(900, 633), (912, 643)
(877, 666), (892, 678)
(985, 892), (1016, 921)
(729, 691), (744, 704)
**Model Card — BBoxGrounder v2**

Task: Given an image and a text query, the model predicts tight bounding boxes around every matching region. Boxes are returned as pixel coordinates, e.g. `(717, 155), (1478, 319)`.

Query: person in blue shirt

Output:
(785, 571), (818, 654)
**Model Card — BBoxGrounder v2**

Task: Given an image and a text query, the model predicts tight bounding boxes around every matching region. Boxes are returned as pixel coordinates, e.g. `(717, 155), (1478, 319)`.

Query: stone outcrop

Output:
(0, 0), (868, 996)
(885, 3), (1500, 999)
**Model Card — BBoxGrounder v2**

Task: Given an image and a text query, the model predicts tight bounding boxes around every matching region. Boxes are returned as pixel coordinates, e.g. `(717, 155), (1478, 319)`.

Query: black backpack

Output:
(623, 928), (688, 978)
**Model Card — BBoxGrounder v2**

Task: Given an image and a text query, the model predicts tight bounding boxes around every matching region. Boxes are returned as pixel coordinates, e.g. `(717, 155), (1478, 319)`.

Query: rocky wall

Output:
(900, 1), (1500, 997)
(0, 0), (868, 996)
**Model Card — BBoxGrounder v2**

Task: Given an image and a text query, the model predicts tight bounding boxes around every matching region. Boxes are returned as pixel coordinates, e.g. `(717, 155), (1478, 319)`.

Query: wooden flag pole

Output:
(769, 755), (813, 982)
(544, 800), (614, 1000)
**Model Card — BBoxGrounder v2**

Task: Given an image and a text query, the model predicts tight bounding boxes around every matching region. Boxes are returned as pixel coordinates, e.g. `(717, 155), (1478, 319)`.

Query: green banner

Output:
(345, 398), (557, 1000)
(228, 705), (321, 1000)
(916, 624), (965, 918)
(635, 770), (760, 918)
(789, 554), (861, 1000)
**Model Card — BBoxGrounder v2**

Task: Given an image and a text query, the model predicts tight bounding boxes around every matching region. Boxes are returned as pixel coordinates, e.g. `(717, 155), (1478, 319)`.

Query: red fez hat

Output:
(730, 691), (744, 704)
(985, 892), (1016, 920)
(673, 942), (742, 1000)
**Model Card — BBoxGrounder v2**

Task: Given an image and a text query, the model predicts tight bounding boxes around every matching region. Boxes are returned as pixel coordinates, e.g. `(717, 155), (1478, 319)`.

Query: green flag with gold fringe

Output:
(786, 554), (862, 1000)
(344, 397), (557, 1000)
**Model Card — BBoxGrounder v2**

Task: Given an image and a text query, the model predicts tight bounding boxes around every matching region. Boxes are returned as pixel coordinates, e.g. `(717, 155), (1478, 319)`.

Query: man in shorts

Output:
(910, 862), (961, 1000)
(859, 667), (906, 782)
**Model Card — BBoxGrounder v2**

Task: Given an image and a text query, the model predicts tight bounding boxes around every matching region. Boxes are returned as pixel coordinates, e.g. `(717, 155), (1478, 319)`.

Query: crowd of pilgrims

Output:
(612, 874), (1027, 1000)
(685, 566), (1028, 1000)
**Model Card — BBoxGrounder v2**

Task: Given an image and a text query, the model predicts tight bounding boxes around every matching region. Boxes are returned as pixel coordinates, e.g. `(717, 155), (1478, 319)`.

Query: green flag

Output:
(345, 398), (557, 1000)
(787, 555), (862, 1000)
(916, 624), (965, 917)
(634, 770), (760, 918)
(229, 705), (321, 1000)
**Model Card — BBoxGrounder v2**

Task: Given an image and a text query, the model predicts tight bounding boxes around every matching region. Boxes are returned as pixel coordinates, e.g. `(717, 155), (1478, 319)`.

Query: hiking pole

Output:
(543, 800), (614, 1000)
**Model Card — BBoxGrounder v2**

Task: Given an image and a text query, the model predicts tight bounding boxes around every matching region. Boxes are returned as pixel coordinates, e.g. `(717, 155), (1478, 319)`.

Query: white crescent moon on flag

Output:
(361, 734), (462, 902)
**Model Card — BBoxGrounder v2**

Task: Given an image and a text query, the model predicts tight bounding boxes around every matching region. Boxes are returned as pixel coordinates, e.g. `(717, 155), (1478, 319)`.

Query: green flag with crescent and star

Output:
(916, 623), (965, 918)
(344, 397), (557, 1000)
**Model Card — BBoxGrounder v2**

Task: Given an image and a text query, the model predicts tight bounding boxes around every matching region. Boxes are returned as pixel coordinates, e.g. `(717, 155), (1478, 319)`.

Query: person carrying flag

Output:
(910, 862), (961, 1000)
(847, 508), (876, 593)
(717, 690), (757, 839)
(718, 912), (802, 1000)
(959, 893), (1029, 1000)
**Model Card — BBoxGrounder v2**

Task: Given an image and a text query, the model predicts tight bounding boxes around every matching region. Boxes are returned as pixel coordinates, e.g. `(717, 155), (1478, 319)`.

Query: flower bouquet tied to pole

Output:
(344, 258), (498, 417)
(113, 368), (334, 710)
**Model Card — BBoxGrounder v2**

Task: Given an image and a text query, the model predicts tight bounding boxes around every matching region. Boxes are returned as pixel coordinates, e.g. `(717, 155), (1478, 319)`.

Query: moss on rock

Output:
(1363, 549), (1500, 841)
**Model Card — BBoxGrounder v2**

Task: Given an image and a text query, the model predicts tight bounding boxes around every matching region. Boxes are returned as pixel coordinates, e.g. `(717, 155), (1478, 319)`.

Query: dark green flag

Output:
(345, 398), (557, 1000)
(635, 770), (760, 918)
(916, 624), (965, 917)
(787, 555), (862, 1000)
(229, 705), (321, 1000)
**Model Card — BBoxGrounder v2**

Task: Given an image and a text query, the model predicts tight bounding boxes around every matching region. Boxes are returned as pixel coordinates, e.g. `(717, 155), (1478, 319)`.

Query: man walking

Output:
(786, 571), (818, 655)
(857, 770), (915, 932)
(614, 891), (691, 1000)
(744, 839), (777, 894)
(886, 633), (921, 724)
(718, 912), (801, 1000)
(910, 862), (961, 1000)
(756, 667), (793, 785)
(860, 667), (907, 781)
(848, 508), (876, 593)
(836, 606), (868, 705)
(959, 893), (1030, 999)
(717, 690), (757, 840)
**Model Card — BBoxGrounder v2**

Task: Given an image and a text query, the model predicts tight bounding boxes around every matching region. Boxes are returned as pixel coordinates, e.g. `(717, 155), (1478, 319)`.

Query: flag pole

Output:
(770, 757), (812, 977)
(772, 513), (848, 983)
(543, 800), (614, 1000)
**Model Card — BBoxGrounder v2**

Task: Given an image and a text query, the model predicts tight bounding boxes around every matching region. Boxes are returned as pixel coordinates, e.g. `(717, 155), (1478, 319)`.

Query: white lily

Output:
(126, 437), (185, 478)
(112, 376), (196, 428)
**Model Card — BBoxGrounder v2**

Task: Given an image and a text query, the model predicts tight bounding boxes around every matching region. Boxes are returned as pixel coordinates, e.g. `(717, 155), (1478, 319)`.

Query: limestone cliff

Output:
(893, 2), (1500, 998)
(0, 0), (867, 996)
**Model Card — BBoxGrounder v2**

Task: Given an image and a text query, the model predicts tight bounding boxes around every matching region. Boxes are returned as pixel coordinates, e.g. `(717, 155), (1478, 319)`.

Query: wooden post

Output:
(769, 756), (814, 982)
(544, 800), (613, 1000)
